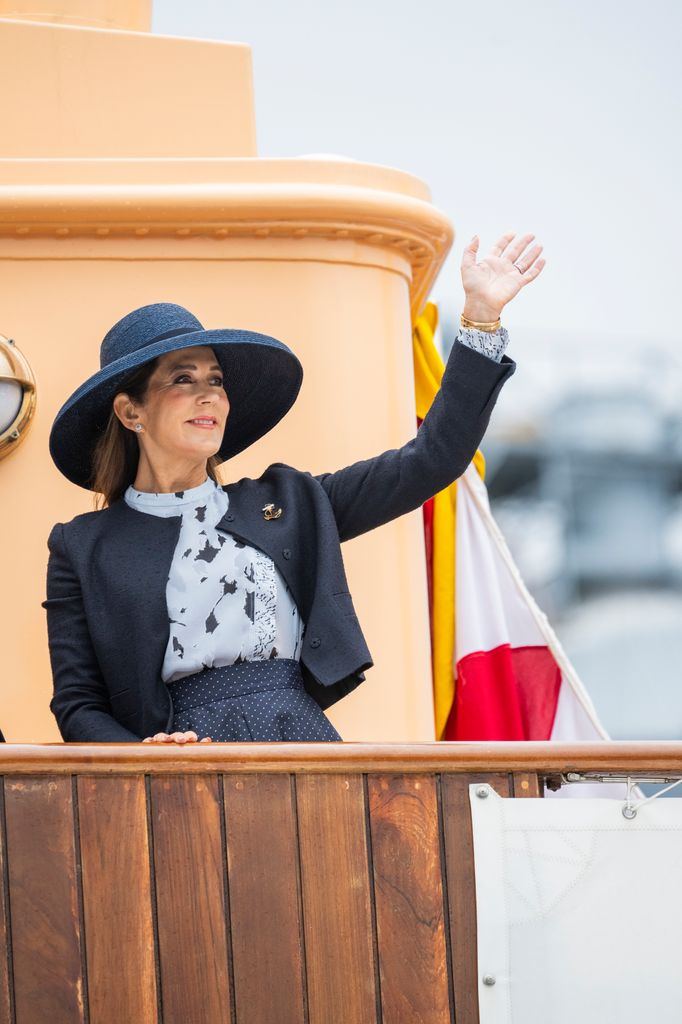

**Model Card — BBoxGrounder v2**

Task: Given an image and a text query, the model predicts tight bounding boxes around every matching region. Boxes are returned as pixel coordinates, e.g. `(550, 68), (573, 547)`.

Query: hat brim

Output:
(48, 327), (304, 490)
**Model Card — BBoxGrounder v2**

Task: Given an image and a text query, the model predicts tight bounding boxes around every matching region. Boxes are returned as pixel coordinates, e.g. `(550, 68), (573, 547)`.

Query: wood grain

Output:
(0, 783), (13, 1024)
(150, 774), (231, 1024)
(78, 775), (158, 1024)
(296, 773), (378, 1024)
(368, 773), (450, 1024)
(222, 772), (305, 1024)
(4, 776), (85, 1024)
(512, 771), (541, 797)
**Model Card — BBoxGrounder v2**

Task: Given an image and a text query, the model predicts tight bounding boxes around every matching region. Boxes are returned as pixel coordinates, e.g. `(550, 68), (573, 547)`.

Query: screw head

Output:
(482, 974), (496, 986)
(476, 785), (490, 799)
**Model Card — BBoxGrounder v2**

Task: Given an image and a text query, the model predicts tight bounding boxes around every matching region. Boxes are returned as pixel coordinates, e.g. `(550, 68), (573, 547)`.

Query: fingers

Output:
(465, 231), (541, 266)
(489, 231), (517, 257)
(517, 257), (546, 285)
(515, 242), (542, 263)
(141, 731), (200, 744)
(170, 731), (198, 743)
(514, 243), (544, 274)
(505, 233), (537, 263)
(487, 231), (547, 286)
(461, 235), (480, 268)
(489, 231), (538, 262)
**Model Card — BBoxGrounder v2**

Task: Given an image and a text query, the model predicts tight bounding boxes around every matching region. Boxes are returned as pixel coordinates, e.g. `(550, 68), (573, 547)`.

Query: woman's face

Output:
(115, 345), (230, 461)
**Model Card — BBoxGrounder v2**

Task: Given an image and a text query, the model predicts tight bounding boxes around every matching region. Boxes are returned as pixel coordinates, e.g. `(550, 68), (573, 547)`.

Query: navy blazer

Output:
(42, 339), (516, 742)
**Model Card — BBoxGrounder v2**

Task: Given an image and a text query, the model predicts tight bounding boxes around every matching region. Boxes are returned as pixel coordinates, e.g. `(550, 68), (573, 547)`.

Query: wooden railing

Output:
(0, 741), (680, 1024)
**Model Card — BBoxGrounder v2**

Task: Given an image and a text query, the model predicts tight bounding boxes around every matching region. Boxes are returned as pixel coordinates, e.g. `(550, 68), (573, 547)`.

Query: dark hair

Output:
(90, 357), (221, 509)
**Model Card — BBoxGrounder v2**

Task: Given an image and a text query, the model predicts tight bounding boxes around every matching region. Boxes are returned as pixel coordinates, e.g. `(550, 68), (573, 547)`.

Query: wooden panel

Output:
(441, 772), (511, 1024)
(512, 771), (541, 797)
(0, 783), (13, 1024)
(4, 776), (85, 1024)
(296, 773), (378, 1024)
(150, 775), (231, 1024)
(368, 773), (450, 1024)
(223, 773), (305, 1024)
(77, 776), (158, 1023)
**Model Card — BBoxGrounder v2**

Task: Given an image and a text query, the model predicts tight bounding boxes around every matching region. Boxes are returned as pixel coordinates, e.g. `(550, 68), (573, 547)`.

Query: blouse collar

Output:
(124, 474), (224, 514)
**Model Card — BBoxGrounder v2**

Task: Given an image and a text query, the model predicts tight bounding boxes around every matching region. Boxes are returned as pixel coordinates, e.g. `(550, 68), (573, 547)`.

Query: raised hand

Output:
(461, 231), (546, 322)
(142, 731), (213, 743)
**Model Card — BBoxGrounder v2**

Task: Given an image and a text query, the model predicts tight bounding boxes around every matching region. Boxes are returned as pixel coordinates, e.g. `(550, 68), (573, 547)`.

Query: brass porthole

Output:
(0, 334), (37, 461)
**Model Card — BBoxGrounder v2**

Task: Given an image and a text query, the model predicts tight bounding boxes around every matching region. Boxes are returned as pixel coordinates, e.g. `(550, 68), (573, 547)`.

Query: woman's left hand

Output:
(461, 231), (546, 322)
(142, 730), (213, 743)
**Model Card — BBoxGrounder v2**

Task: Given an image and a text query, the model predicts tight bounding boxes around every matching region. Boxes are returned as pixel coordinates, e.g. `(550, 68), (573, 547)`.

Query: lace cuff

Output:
(458, 324), (510, 363)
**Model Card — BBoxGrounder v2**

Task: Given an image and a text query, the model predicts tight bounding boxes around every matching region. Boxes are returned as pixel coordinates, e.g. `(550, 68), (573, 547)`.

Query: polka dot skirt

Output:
(167, 658), (342, 742)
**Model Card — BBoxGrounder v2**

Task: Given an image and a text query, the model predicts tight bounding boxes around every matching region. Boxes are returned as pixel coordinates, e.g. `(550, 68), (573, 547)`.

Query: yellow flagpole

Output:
(412, 301), (485, 739)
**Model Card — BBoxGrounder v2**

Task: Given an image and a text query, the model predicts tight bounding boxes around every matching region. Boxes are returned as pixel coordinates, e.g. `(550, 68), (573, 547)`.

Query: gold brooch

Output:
(262, 502), (283, 520)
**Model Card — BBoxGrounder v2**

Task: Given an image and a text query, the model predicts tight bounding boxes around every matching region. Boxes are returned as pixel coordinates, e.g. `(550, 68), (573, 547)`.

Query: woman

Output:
(42, 231), (544, 744)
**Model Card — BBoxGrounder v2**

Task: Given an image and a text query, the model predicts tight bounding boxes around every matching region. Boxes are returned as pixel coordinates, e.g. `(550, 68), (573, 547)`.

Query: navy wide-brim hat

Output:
(48, 302), (304, 490)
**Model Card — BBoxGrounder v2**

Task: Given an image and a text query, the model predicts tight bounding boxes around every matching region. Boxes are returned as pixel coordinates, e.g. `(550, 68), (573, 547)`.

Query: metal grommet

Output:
(226, 513), (235, 522)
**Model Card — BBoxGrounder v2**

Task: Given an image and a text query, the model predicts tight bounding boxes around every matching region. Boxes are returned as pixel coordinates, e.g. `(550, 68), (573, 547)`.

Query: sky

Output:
(152, 0), (682, 388)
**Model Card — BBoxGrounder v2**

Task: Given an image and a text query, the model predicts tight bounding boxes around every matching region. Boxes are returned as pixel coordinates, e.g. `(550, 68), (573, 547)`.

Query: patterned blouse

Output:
(123, 475), (304, 683)
(124, 325), (509, 684)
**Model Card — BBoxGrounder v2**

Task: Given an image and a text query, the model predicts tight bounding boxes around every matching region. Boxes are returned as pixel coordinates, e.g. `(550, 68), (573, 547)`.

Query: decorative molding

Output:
(0, 181), (454, 316)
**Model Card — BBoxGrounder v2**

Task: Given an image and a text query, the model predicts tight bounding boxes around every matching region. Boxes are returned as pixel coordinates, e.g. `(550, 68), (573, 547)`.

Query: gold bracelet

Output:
(460, 312), (502, 333)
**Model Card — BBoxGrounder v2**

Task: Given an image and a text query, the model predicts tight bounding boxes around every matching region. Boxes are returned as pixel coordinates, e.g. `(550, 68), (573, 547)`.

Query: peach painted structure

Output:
(0, 0), (455, 742)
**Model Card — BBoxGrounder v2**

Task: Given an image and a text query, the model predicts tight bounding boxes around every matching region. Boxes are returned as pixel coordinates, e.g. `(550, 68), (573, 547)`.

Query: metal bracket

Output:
(561, 772), (682, 785)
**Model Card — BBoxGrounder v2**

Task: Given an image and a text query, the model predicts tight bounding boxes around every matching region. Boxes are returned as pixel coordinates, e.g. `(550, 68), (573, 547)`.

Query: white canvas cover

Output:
(469, 783), (682, 1022)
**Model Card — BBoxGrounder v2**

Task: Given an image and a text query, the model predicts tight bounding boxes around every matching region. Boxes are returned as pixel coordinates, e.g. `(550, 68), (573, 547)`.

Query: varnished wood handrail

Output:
(0, 740), (681, 774)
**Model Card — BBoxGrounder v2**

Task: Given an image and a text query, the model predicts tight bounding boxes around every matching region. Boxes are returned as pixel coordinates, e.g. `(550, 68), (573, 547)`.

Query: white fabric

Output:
(124, 475), (304, 683)
(470, 783), (682, 1022)
(455, 464), (546, 660)
(457, 463), (631, 799)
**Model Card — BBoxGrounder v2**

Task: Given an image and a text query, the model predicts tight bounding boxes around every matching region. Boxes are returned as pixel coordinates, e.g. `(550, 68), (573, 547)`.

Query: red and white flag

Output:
(449, 462), (630, 800)
(414, 301), (634, 800)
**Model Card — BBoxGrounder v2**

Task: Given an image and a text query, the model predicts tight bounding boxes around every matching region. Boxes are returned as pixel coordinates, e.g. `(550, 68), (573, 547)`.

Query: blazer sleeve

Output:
(312, 337), (517, 542)
(41, 522), (142, 742)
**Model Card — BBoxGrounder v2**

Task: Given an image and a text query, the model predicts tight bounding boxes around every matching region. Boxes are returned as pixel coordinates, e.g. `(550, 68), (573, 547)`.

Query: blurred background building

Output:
(441, 329), (682, 742)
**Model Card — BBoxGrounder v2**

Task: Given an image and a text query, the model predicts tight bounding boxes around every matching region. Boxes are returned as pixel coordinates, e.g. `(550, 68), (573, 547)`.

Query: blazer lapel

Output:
(104, 498), (183, 730)
(214, 479), (303, 614)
